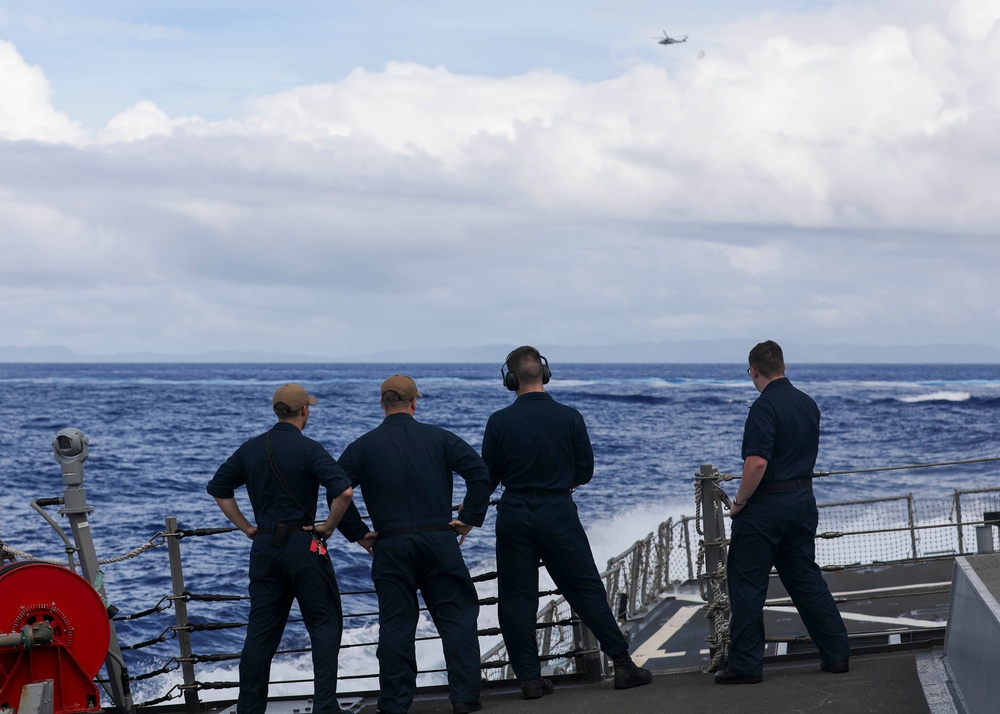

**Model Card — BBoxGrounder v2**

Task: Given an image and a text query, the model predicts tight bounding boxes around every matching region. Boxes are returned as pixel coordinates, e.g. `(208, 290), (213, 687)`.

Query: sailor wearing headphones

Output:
(481, 346), (653, 699)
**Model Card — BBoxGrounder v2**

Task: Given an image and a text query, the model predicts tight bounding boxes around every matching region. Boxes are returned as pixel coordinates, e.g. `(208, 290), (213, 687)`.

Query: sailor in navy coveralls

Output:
(482, 346), (652, 699)
(716, 341), (851, 684)
(206, 383), (356, 714)
(337, 374), (491, 714)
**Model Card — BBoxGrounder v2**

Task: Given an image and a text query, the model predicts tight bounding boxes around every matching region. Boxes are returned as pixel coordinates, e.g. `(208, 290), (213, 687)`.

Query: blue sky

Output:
(1, 0), (999, 359)
(2, 1), (777, 125)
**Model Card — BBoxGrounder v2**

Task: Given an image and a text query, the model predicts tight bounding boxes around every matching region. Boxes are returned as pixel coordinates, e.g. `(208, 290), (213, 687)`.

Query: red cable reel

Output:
(0, 562), (110, 714)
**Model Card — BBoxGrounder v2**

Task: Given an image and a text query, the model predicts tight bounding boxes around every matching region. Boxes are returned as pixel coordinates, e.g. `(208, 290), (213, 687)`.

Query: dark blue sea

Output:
(1, 362), (998, 701)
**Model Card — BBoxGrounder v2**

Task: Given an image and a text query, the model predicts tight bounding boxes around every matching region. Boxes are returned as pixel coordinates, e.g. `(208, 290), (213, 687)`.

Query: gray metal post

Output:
(906, 495), (918, 560)
(61, 485), (135, 714)
(683, 516), (694, 581)
(571, 612), (603, 682)
(976, 525), (995, 554)
(165, 517), (203, 712)
(698, 464), (728, 659)
(955, 491), (965, 554)
(53, 429), (135, 714)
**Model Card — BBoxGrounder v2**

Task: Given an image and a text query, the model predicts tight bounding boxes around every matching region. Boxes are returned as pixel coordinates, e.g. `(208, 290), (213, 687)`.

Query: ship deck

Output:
(210, 556), (961, 714)
(410, 651), (942, 714)
(240, 648), (948, 714)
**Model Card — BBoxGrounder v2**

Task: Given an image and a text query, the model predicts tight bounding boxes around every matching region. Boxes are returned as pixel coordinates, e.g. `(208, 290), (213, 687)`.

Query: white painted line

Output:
(630, 605), (704, 666)
(830, 580), (952, 597)
(775, 642), (787, 655)
(768, 605), (944, 628)
(767, 581), (951, 604)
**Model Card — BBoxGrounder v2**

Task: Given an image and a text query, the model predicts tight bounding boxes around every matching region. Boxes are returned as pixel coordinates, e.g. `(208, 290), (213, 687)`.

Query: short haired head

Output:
(272, 383), (318, 417)
(502, 345), (551, 392)
(748, 340), (785, 379)
(380, 374), (422, 405)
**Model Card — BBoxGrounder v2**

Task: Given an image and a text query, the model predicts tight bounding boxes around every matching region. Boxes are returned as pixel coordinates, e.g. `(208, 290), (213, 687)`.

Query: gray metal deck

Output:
(327, 650), (942, 714)
(215, 557), (964, 714)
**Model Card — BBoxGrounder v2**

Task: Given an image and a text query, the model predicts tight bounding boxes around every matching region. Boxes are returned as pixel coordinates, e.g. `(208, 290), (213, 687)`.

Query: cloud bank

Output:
(1, 1), (999, 357)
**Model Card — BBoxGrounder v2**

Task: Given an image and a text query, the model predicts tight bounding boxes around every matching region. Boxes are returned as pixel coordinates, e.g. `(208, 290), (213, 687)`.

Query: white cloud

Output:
(948, 0), (1000, 41)
(203, 15), (999, 234)
(0, 40), (84, 142)
(99, 101), (200, 143)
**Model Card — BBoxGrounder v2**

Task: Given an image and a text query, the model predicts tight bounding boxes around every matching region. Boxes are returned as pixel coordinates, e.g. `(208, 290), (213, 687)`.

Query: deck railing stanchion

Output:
(954, 490), (965, 554)
(697, 463), (729, 666)
(683, 516), (694, 581)
(907, 494), (918, 560)
(571, 611), (603, 682)
(165, 517), (203, 712)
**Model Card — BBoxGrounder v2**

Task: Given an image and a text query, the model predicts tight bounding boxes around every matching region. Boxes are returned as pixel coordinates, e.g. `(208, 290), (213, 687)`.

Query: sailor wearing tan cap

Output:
(336, 374), (492, 714)
(207, 383), (355, 714)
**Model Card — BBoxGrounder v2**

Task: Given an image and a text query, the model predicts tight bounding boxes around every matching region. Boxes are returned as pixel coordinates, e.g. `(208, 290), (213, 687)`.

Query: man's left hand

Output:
(449, 519), (473, 545)
(357, 532), (377, 556)
(305, 523), (334, 539)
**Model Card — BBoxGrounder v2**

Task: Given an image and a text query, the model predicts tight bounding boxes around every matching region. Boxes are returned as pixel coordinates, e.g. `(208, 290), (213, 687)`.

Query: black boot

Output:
(612, 654), (653, 689)
(520, 678), (554, 699)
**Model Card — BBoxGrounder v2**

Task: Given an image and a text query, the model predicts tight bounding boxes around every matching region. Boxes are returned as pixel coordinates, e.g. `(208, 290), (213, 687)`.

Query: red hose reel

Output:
(0, 562), (110, 714)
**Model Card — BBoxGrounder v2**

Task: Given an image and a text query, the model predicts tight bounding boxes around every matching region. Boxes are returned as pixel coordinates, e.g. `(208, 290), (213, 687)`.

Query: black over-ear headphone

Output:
(501, 349), (551, 392)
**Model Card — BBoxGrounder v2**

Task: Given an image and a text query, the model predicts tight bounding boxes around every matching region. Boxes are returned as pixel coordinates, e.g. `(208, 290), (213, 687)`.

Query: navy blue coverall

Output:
(481, 391), (630, 682)
(206, 421), (353, 714)
(727, 377), (850, 675)
(337, 412), (492, 714)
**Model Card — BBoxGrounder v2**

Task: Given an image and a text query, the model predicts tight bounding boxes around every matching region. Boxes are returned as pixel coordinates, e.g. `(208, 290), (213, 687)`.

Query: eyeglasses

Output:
(746, 367), (753, 376)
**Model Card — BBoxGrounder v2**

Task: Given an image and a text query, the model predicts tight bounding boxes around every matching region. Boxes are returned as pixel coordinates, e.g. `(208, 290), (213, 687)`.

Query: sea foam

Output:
(899, 391), (971, 403)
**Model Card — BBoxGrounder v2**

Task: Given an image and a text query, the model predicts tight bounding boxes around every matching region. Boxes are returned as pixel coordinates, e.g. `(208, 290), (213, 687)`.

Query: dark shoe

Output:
(612, 655), (653, 689)
(520, 678), (554, 699)
(453, 701), (482, 714)
(714, 668), (763, 684)
(821, 660), (850, 674)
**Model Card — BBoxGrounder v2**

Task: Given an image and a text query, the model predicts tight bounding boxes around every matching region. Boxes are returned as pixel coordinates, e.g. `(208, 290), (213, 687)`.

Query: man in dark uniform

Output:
(481, 346), (652, 698)
(206, 383), (355, 714)
(336, 374), (491, 714)
(715, 341), (850, 684)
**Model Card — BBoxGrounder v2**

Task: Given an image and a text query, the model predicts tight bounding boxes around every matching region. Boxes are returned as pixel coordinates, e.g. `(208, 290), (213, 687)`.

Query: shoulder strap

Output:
(265, 431), (316, 522)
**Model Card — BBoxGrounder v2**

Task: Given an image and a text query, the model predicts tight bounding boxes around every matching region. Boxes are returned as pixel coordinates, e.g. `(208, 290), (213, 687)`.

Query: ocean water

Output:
(1, 362), (998, 702)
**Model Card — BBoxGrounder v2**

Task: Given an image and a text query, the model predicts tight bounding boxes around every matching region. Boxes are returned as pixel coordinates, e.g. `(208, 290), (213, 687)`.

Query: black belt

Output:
(503, 488), (572, 498)
(758, 478), (813, 493)
(256, 522), (309, 535)
(378, 524), (454, 540)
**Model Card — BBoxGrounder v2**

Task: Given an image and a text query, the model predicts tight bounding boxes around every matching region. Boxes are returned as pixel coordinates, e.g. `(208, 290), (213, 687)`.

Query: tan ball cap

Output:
(380, 374), (422, 400)
(272, 383), (318, 414)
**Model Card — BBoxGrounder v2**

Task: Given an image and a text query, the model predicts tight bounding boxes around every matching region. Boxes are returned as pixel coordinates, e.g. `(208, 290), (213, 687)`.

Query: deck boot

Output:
(612, 654), (653, 689)
(520, 678), (554, 699)
(821, 660), (850, 674)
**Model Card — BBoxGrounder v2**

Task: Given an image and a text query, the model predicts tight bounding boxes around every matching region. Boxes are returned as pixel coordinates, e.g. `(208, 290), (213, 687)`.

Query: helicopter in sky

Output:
(654, 31), (687, 45)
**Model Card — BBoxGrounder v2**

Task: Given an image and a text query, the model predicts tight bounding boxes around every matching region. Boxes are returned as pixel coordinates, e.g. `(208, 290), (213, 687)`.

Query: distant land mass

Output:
(1, 340), (999, 364)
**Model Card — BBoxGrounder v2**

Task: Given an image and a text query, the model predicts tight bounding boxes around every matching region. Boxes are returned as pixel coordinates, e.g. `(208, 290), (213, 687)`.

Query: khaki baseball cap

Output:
(272, 383), (318, 414)
(380, 374), (422, 400)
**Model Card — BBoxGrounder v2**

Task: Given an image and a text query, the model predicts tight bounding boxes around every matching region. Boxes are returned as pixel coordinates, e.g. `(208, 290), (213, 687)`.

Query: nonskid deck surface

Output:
(208, 558), (955, 714)
(422, 653), (932, 714)
(212, 651), (936, 714)
(628, 557), (953, 671)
